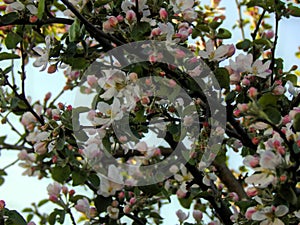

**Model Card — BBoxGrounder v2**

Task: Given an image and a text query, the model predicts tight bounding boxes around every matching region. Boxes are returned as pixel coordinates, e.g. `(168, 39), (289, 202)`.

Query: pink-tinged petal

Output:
(198, 51), (210, 59)
(33, 46), (45, 56)
(205, 39), (214, 54)
(97, 102), (110, 114)
(251, 211), (267, 221)
(273, 218), (285, 225)
(275, 205), (289, 217)
(245, 172), (274, 188)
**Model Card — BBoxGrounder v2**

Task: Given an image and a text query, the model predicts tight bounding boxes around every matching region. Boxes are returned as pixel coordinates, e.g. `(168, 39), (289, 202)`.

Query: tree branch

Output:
(235, 0), (245, 40)
(269, 11), (280, 85)
(212, 162), (248, 200)
(0, 18), (74, 27)
(164, 132), (233, 225)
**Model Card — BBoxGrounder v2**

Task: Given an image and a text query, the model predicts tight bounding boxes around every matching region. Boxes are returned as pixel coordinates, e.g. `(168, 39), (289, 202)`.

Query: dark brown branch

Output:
(251, 9), (266, 40)
(0, 143), (33, 152)
(164, 132), (233, 225)
(3, 75), (45, 125)
(291, 93), (300, 109)
(226, 105), (257, 150)
(212, 162), (248, 200)
(0, 17), (74, 27)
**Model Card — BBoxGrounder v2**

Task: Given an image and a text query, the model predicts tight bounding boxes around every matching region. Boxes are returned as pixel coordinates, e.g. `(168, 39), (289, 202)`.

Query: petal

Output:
(275, 205), (289, 217)
(251, 211), (267, 221)
(97, 102), (110, 114)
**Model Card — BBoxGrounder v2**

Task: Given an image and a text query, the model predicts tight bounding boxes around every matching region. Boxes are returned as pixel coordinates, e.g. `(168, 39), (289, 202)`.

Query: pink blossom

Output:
(248, 87), (258, 98)
(47, 181), (62, 197)
(245, 206), (257, 219)
(75, 198), (90, 215)
(176, 209), (189, 223)
(159, 8), (168, 20)
(126, 10), (136, 24)
(193, 210), (203, 222)
(0, 200), (5, 209)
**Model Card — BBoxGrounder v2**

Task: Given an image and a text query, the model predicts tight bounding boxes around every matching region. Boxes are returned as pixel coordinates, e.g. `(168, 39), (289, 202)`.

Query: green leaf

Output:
(72, 170), (87, 186)
(37, 0), (45, 20)
(279, 185), (297, 205)
(216, 28), (232, 39)
(258, 93), (278, 108)
(284, 74), (297, 86)
(69, 18), (81, 42)
(0, 52), (20, 61)
(293, 113), (300, 132)
(178, 195), (193, 209)
(293, 143), (300, 154)
(131, 22), (151, 41)
(48, 209), (66, 225)
(5, 210), (27, 225)
(263, 107), (281, 124)
(236, 39), (252, 51)
(37, 199), (49, 207)
(254, 38), (272, 49)
(0, 12), (19, 25)
(5, 32), (22, 49)
(214, 67), (230, 90)
(51, 165), (71, 183)
(88, 173), (100, 187)
(0, 136), (7, 144)
(139, 184), (162, 196)
(288, 5), (300, 17)
(63, 57), (89, 70)
(225, 91), (236, 103)
(209, 21), (222, 30)
(94, 195), (112, 213)
(74, 130), (89, 142)
(56, 130), (65, 151)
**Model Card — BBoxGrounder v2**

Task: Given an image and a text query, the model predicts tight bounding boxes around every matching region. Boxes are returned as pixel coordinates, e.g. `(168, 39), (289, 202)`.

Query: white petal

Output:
(275, 205), (288, 217)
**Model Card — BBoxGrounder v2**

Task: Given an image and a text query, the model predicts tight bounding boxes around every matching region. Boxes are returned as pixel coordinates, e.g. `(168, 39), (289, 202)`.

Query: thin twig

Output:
(67, 209), (77, 225)
(269, 12), (280, 85)
(0, 143), (33, 152)
(2, 158), (19, 170)
(235, 0), (245, 40)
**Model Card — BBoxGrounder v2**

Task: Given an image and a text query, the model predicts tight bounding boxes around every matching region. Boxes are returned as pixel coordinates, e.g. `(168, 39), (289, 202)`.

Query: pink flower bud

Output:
(89, 207), (97, 218)
(123, 205), (131, 214)
(128, 72), (138, 82)
(233, 109), (241, 117)
(176, 209), (189, 223)
(117, 15), (124, 22)
(129, 197), (136, 205)
(273, 85), (285, 95)
(246, 187), (258, 197)
(44, 92), (52, 101)
(27, 222), (36, 225)
(34, 141), (47, 155)
(159, 8), (168, 20)
(192, 210), (203, 222)
(242, 78), (250, 86)
(176, 189), (186, 198)
(265, 30), (274, 39)
(151, 27), (161, 37)
(126, 10), (136, 24)
(62, 186), (68, 195)
(118, 192), (125, 200)
(237, 103), (248, 112)
(248, 87), (258, 98)
(108, 16), (118, 27)
(0, 200), (5, 210)
(141, 96), (150, 105)
(69, 189), (75, 196)
(228, 192), (239, 202)
(49, 195), (58, 202)
(227, 44), (235, 57)
(87, 75), (98, 87)
(245, 207), (257, 220)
